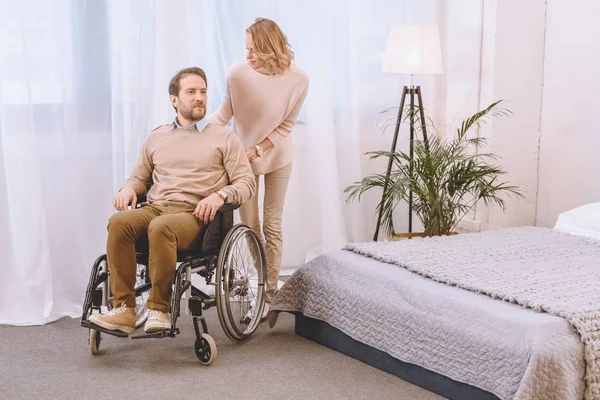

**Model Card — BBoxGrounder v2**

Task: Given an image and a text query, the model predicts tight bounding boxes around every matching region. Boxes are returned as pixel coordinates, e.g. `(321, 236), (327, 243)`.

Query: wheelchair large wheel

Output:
(83, 256), (149, 328)
(133, 262), (150, 328)
(104, 262), (149, 328)
(82, 255), (109, 321)
(215, 224), (266, 342)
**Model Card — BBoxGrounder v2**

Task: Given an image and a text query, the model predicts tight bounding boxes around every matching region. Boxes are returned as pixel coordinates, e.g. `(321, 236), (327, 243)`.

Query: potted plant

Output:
(344, 100), (523, 239)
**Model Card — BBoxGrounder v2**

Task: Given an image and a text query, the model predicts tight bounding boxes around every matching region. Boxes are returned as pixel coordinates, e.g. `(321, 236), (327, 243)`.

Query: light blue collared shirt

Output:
(173, 117), (208, 132)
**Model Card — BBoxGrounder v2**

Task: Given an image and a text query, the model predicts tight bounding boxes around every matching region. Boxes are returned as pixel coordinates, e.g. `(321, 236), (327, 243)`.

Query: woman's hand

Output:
(246, 147), (259, 163)
(246, 139), (274, 163)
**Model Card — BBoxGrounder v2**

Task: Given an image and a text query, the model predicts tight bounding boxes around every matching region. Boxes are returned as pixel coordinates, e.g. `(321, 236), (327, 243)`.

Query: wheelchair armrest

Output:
(136, 194), (147, 207)
(134, 198), (238, 211)
(217, 203), (239, 214)
(201, 203), (240, 252)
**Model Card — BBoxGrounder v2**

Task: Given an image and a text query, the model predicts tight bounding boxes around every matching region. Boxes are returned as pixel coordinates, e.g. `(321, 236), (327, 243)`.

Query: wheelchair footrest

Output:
(131, 328), (179, 340)
(81, 320), (129, 338)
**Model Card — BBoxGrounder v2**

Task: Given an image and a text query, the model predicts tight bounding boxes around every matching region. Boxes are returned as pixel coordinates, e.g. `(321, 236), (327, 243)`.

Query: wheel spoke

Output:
(215, 225), (266, 341)
(134, 263), (149, 327)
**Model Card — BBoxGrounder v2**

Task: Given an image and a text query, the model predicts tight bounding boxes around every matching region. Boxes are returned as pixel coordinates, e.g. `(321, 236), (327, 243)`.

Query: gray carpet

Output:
(0, 311), (443, 400)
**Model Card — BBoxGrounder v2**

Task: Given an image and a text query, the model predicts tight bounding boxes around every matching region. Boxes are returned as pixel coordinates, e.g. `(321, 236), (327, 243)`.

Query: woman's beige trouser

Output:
(239, 163), (293, 303)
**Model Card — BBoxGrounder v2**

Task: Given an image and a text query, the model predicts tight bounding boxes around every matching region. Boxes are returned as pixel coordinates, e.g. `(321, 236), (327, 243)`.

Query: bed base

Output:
(295, 314), (500, 400)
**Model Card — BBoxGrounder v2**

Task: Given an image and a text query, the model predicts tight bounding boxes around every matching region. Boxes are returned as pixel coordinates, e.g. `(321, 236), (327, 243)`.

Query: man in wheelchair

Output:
(88, 67), (256, 336)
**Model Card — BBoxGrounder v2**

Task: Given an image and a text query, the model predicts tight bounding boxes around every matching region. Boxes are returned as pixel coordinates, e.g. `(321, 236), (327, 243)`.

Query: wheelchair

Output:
(80, 198), (267, 365)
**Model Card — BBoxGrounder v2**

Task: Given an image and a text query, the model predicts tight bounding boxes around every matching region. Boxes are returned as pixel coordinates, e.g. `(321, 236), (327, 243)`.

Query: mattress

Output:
(268, 249), (585, 400)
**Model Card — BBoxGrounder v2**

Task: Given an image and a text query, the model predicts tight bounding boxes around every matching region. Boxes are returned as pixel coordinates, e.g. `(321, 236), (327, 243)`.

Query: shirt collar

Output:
(172, 117), (208, 132)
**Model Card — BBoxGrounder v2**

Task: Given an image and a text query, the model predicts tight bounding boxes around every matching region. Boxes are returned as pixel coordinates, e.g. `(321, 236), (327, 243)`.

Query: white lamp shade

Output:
(383, 24), (444, 75)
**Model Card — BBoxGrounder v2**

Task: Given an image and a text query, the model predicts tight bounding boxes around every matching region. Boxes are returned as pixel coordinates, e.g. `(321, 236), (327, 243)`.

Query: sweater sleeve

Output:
(207, 75), (234, 126)
(221, 133), (256, 205)
(267, 79), (309, 146)
(122, 138), (153, 196)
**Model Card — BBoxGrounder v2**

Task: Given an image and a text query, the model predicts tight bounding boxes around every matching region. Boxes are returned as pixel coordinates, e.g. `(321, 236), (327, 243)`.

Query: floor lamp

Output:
(373, 24), (444, 242)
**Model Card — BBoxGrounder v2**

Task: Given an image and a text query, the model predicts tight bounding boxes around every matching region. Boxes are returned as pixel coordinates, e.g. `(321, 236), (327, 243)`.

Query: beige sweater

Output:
(207, 60), (309, 175)
(123, 123), (256, 209)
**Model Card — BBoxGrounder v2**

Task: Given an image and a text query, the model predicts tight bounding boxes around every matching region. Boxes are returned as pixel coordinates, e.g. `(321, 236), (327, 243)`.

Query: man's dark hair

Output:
(168, 67), (207, 97)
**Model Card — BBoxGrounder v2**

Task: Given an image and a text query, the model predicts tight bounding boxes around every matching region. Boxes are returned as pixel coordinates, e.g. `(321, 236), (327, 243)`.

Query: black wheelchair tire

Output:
(215, 224), (267, 342)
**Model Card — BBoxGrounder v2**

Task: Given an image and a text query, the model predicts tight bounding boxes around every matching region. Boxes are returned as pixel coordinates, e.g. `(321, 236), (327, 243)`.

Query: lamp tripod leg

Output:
(373, 86), (408, 241)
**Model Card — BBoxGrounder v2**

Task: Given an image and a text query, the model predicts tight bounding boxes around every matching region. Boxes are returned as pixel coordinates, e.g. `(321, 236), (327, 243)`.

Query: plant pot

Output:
(390, 231), (458, 240)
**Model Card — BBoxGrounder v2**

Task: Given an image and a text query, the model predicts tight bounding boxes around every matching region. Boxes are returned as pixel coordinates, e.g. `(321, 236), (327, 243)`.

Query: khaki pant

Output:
(239, 163), (292, 302)
(106, 203), (203, 313)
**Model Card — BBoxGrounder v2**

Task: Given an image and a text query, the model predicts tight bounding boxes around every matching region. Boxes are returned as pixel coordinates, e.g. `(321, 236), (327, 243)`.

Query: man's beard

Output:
(180, 103), (206, 122)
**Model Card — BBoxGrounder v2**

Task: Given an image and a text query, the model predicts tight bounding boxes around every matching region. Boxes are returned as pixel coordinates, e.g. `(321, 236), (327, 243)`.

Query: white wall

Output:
(535, 0), (600, 227)
(325, 0), (547, 239)
(434, 0), (494, 231)
(480, 0), (547, 229)
(434, 0), (484, 137)
(433, 0), (600, 232)
(471, 0), (600, 229)
(376, 0), (486, 235)
(341, 0), (600, 240)
(282, 0), (599, 261)
(429, 0), (547, 232)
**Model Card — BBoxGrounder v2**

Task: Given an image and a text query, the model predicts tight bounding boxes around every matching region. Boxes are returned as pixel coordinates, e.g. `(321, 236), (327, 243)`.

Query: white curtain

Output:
(0, 0), (440, 325)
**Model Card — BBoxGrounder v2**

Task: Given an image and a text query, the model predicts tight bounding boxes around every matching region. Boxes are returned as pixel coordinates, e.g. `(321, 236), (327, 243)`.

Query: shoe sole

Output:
(144, 322), (171, 334)
(88, 315), (135, 335)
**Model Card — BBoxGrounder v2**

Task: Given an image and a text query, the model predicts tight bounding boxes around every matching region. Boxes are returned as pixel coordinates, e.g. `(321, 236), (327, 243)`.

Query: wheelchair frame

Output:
(81, 202), (267, 365)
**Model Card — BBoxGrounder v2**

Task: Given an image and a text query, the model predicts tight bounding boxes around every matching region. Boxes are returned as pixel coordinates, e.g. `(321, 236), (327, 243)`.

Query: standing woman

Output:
(207, 18), (309, 317)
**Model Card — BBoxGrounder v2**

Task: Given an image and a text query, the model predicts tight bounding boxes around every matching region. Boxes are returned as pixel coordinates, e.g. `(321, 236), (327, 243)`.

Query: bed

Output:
(268, 204), (600, 400)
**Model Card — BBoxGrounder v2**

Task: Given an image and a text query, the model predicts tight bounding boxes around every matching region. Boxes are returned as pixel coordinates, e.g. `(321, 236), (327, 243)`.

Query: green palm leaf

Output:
(345, 101), (523, 238)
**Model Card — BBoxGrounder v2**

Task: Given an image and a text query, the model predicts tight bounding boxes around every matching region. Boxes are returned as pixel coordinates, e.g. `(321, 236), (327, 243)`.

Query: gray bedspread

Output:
(269, 227), (589, 400)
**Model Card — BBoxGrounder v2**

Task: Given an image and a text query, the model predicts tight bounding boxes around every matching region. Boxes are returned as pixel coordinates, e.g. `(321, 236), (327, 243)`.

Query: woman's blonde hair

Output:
(246, 18), (294, 74)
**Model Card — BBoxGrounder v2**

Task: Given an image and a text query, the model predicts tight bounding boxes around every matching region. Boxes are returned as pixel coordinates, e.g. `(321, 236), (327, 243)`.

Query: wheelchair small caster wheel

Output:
(89, 329), (101, 355)
(195, 333), (217, 365)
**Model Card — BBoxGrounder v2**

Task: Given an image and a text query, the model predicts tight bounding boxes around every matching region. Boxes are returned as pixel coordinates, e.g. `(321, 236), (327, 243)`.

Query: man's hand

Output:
(193, 193), (225, 224)
(113, 187), (137, 211)
(246, 148), (259, 163)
